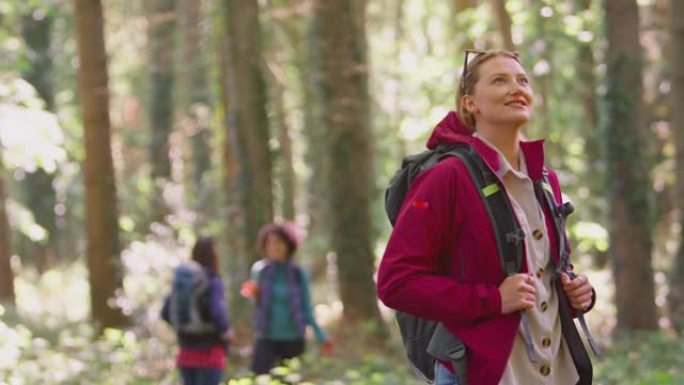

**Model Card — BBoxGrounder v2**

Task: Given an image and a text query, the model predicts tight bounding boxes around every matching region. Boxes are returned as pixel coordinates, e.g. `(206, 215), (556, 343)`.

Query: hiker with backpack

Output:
(161, 237), (231, 385)
(240, 222), (333, 375)
(377, 49), (598, 385)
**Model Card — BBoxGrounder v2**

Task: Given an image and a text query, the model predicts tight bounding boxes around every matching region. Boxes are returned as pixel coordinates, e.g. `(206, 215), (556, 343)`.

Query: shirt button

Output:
(540, 364), (550, 376)
(540, 301), (548, 312)
(536, 268), (544, 279)
(532, 229), (544, 240)
(542, 337), (552, 348)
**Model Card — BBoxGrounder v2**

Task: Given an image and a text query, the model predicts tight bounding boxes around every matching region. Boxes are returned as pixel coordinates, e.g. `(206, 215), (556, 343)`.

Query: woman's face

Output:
(463, 56), (534, 129)
(264, 233), (289, 262)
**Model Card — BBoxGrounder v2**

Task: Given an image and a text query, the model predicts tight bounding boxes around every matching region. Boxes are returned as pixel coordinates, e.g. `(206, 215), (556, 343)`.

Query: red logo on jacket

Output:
(411, 199), (430, 210)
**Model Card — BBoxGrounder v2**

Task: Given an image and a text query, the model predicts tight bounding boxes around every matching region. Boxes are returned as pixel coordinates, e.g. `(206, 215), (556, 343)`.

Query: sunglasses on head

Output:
(460, 49), (519, 93)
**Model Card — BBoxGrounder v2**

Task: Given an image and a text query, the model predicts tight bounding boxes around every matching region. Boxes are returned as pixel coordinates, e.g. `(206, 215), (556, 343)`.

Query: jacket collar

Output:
(425, 111), (546, 181)
(471, 137), (546, 181)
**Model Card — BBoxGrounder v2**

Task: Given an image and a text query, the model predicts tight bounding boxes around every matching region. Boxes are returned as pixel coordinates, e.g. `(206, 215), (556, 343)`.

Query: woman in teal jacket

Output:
(241, 222), (333, 375)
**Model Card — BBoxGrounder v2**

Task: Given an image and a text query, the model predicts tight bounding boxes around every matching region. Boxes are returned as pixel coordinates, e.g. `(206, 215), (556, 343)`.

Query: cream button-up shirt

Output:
(474, 135), (578, 385)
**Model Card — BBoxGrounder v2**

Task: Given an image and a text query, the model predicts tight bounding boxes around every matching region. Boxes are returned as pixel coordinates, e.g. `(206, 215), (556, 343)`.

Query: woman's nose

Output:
(508, 81), (524, 94)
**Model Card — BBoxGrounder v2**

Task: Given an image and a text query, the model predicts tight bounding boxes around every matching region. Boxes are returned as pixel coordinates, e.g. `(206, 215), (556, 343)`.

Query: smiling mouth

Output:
(505, 101), (527, 109)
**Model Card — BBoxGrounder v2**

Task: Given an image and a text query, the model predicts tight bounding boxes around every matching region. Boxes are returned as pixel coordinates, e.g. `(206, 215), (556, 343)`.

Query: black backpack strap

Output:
(446, 146), (539, 363)
(445, 147), (524, 275)
(535, 169), (600, 385)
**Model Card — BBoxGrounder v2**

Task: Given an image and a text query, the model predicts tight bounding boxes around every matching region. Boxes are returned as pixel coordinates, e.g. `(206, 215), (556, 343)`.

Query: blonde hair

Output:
(456, 50), (521, 129)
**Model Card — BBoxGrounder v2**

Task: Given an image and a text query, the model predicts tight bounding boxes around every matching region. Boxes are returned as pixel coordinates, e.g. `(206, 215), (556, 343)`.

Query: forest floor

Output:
(1, 243), (683, 384)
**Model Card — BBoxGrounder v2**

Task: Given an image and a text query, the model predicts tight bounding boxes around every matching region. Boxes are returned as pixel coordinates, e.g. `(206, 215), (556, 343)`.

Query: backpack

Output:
(169, 261), (216, 334)
(384, 143), (598, 384)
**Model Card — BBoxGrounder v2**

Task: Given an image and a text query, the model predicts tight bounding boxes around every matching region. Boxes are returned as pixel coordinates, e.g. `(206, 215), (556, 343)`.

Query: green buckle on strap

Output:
(482, 183), (500, 197)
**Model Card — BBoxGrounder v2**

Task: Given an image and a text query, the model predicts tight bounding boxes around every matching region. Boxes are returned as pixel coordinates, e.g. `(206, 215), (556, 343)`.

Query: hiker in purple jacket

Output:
(161, 237), (231, 385)
(377, 50), (596, 385)
(241, 222), (333, 375)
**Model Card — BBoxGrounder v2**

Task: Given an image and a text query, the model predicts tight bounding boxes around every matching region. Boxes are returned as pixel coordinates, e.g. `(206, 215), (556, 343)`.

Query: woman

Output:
(162, 237), (231, 385)
(241, 222), (333, 375)
(377, 50), (596, 385)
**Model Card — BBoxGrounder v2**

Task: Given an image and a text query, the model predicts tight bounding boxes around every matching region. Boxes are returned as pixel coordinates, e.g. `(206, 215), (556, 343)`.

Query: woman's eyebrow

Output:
(486, 72), (528, 79)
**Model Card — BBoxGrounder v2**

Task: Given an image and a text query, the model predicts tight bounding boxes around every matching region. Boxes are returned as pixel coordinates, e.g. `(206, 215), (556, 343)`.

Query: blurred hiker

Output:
(241, 222), (333, 375)
(162, 237), (231, 385)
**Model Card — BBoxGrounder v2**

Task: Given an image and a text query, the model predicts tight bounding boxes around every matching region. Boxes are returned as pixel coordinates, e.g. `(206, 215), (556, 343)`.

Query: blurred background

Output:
(0, 0), (682, 384)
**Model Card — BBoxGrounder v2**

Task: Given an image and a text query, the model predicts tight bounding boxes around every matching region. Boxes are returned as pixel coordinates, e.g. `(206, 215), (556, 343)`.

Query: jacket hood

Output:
(425, 111), (546, 181)
(426, 111), (474, 150)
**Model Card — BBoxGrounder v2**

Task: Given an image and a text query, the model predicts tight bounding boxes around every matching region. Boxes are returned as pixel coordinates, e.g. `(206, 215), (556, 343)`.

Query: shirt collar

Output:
(473, 133), (529, 180)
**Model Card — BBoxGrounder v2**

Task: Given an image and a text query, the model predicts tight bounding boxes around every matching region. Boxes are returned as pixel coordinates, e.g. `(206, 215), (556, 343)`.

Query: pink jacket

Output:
(377, 111), (572, 385)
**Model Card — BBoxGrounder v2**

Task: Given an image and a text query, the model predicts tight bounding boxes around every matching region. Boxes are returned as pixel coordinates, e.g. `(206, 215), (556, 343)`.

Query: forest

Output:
(0, 0), (683, 384)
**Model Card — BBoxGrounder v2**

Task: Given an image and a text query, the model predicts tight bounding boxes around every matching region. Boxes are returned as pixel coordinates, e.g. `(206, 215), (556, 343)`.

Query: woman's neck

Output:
(476, 123), (521, 170)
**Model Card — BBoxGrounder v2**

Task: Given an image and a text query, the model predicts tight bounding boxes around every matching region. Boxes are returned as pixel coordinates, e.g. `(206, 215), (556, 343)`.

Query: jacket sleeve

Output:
(299, 269), (328, 342)
(207, 276), (230, 333)
(377, 161), (502, 324)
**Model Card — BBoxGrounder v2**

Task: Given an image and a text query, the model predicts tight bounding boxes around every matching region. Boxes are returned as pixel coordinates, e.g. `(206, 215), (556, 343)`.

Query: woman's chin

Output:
(502, 112), (531, 126)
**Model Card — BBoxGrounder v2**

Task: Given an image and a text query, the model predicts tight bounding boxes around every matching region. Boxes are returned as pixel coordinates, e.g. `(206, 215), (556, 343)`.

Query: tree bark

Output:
(214, 6), (248, 338)
(20, 6), (60, 270)
(268, 64), (296, 221)
(604, 0), (657, 330)
(0, 153), (15, 305)
(280, 10), (330, 267)
(181, 0), (214, 228)
(454, 0), (477, 13)
(574, 0), (607, 267)
(75, 0), (127, 329)
(148, 0), (177, 223)
(490, 0), (515, 51)
(224, 0), (274, 266)
(311, 0), (384, 325)
(669, 0), (684, 334)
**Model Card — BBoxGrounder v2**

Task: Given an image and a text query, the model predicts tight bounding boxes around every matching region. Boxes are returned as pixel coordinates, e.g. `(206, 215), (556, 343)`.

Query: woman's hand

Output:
(320, 339), (334, 357)
(240, 280), (260, 298)
(560, 272), (593, 311)
(499, 273), (537, 314)
(221, 329), (234, 343)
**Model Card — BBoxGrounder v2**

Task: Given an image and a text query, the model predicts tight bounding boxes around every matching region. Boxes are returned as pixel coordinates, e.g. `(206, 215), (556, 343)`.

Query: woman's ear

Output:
(462, 95), (478, 114)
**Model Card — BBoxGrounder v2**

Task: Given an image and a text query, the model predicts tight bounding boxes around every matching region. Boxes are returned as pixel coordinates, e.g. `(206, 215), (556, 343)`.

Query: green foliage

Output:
(595, 332), (684, 385)
(225, 354), (419, 385)
(1, 250), (682, 385)
(0, 306), (177, 385)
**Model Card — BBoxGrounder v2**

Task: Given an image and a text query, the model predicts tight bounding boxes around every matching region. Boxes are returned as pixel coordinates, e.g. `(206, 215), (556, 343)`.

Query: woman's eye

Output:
(493, 77), (506, 84)
(519, 77), (529, 84)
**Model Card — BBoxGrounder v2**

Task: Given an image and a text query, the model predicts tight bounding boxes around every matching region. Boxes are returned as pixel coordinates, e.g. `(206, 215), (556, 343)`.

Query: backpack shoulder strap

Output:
(449, 146), (540, 363)
(448, 146), (524, 276)
(534, 168), (574, 272)
(535, 169), (601, 360)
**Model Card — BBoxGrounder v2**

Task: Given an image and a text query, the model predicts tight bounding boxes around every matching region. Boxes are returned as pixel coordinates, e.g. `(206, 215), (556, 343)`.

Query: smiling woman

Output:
(377, 49), (598, 385)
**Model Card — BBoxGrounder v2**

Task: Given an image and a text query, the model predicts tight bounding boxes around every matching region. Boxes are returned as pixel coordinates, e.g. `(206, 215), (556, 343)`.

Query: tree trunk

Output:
(268, 65), (296, 221)
(574, 0), (607, 268)
(148, 0), (177, 223)
(75, 0), (127, 329)
(215, 12), (243, 271)
(450, 0), (475, 97)
(214, 4), (251, 348)
(490, 0), (515, 51)
(280, 11), (330, 271)
(0, 154), (15, 305)
(311, 0), (384, 326)
(669, 0), (684, 334)
(224, 0), (274, 266)
(20, 6), (60, 270)
(262, 1), (296, 222)
(181, 0), (214, 229)
(454, 0), (477, 13)
(604, 0), (657, 330)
